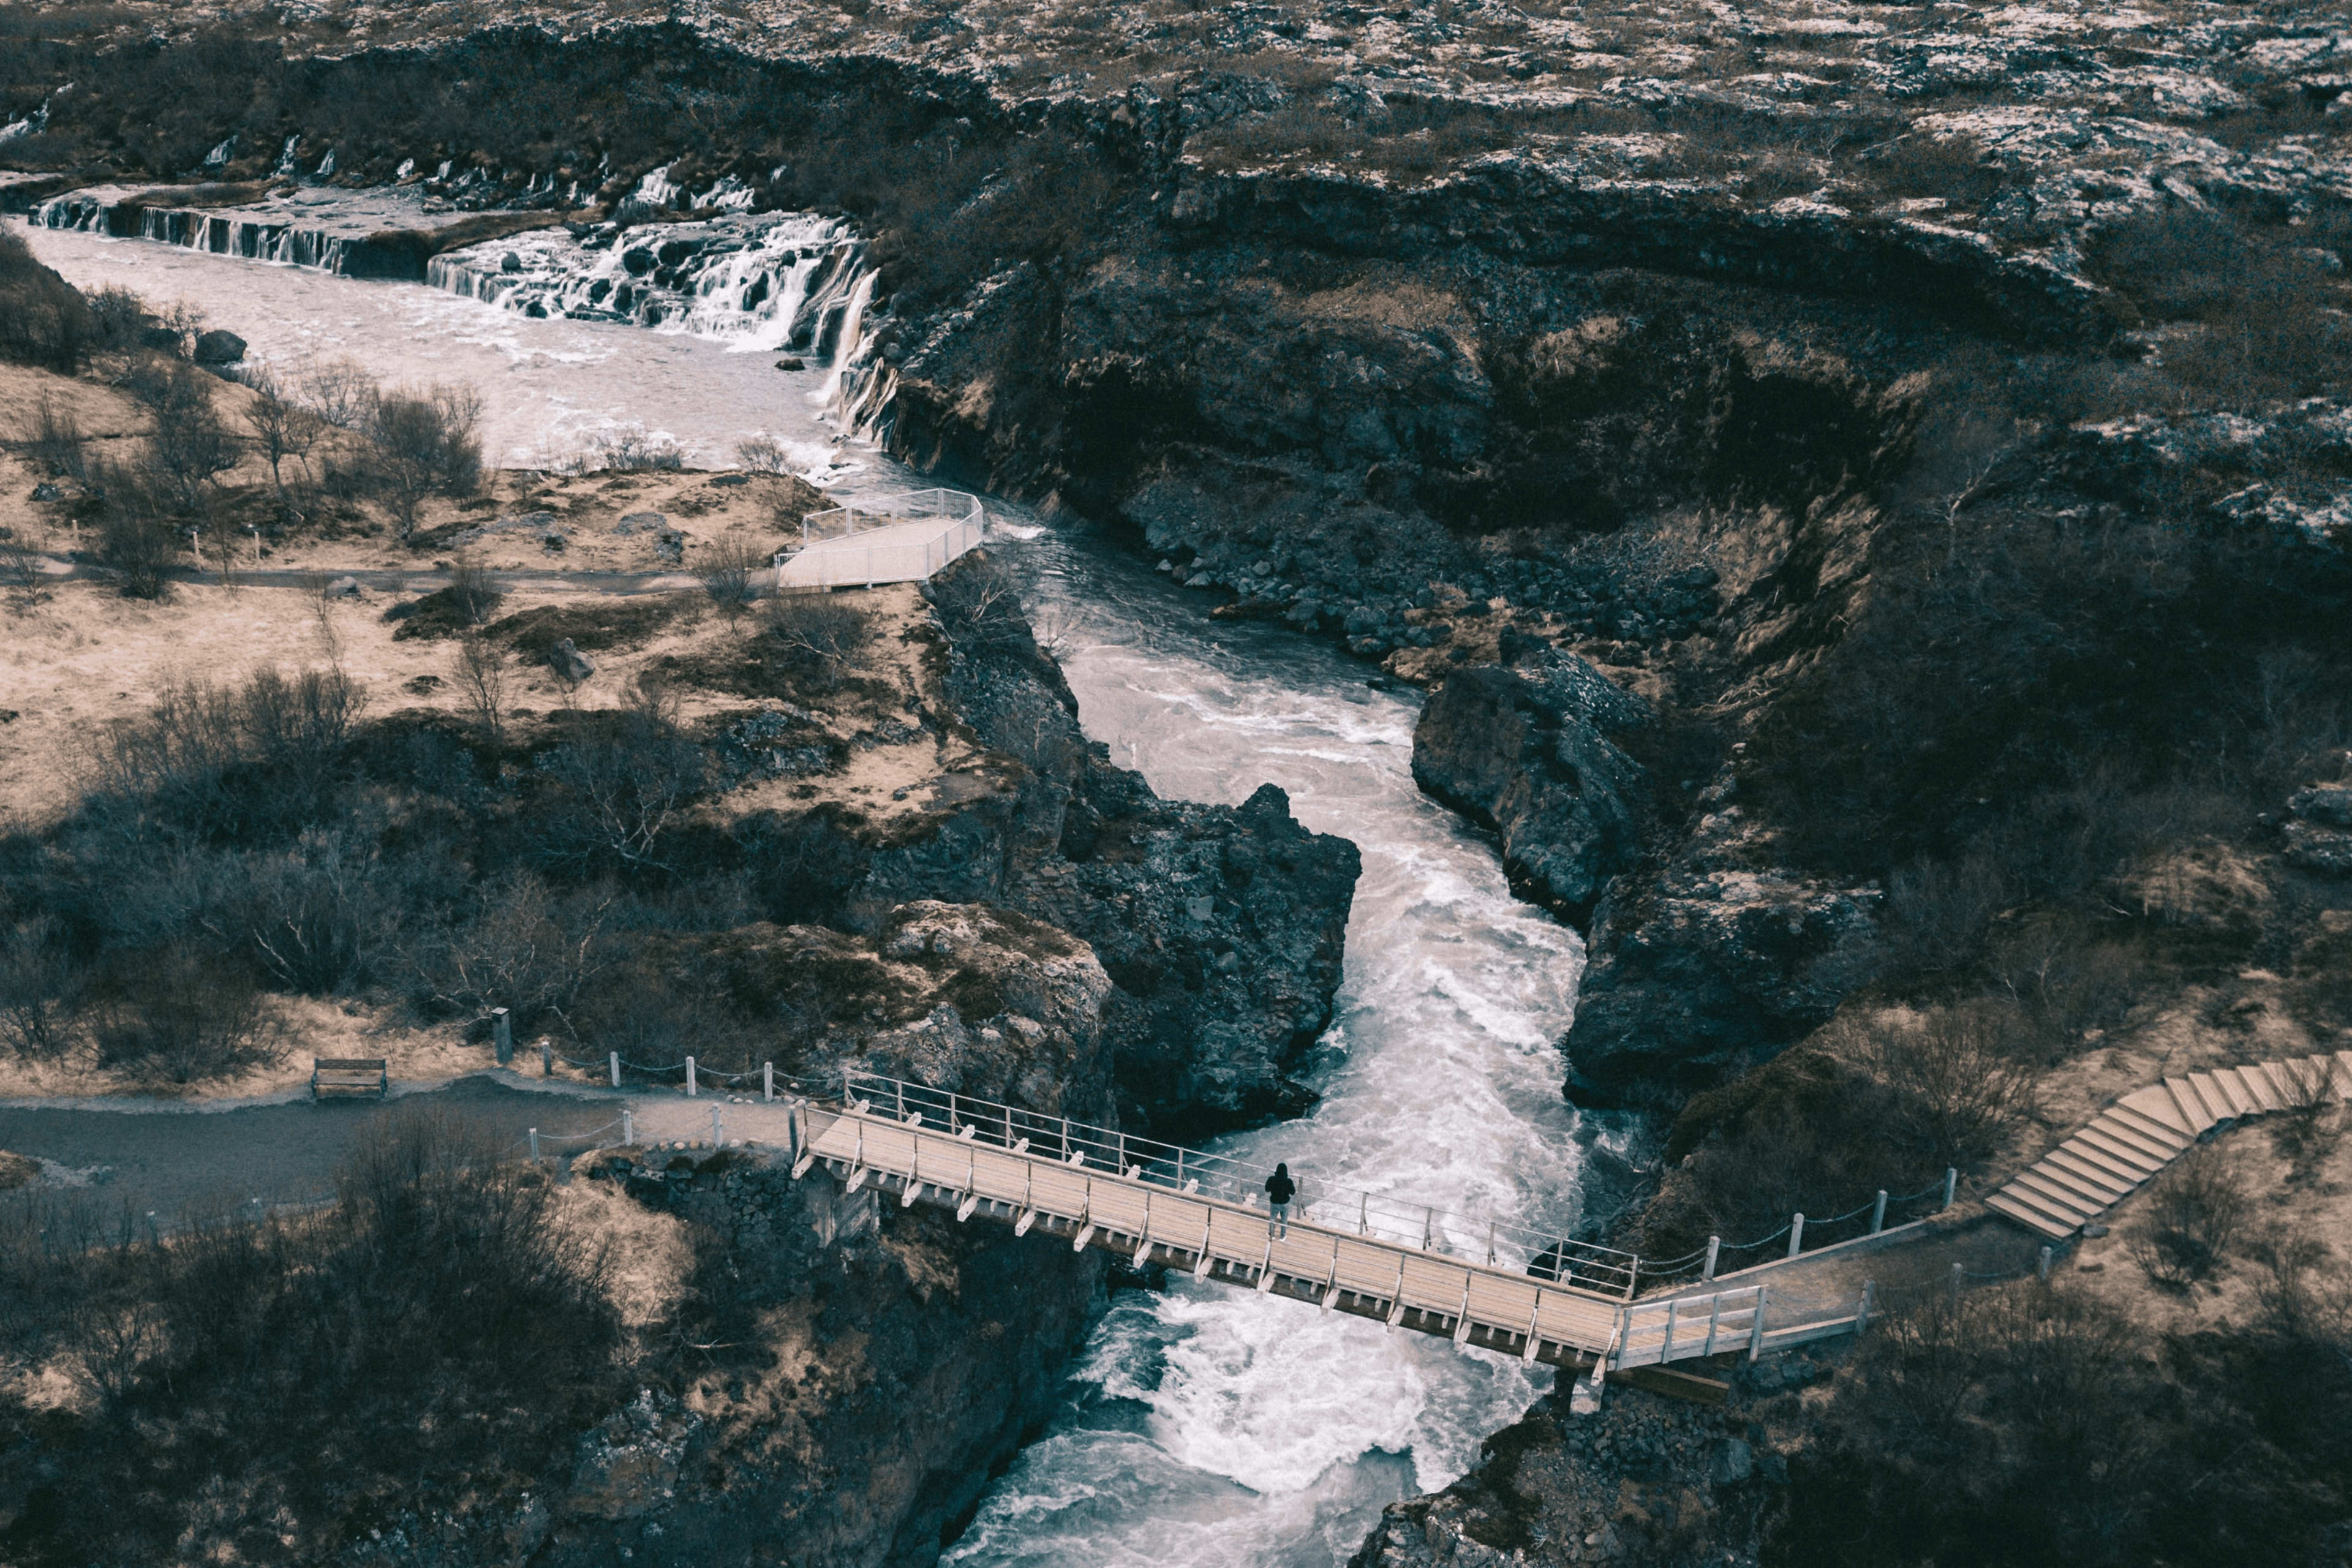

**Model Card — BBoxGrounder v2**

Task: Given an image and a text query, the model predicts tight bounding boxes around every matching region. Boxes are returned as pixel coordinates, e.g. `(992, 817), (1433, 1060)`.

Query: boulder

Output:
(2290, 782), (2352, 829)
(191, 329), (247, 364)
(1412, 649), (1652, 925)
(775, 356), (807, 371)
(2284, 821), (2352, 876)
(549, 638), (595, 684)
(323, 576), (363, 599)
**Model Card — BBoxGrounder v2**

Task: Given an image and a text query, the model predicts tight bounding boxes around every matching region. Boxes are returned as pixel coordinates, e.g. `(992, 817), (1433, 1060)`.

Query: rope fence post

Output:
(1856, 1280), (1875, 1335)
(609, 1051), (620, 1088)
(2038, 1245), (2052, 1282)
(1950, 1262), (1963, 1302)
(686, 1056), (698, 1096)
(1703, 1235), (1720, 1281)
(1747, 1286), (1767, 1362)
(764, 1061), (774, 1102)
(529, 1128), (540, 1163)
(492, 1006), (512, 1066)
(622, 1109), (633, 1147)
(1787, 1213), (1805, 1258)
(540, 1038), (552, 1076)
(712, 1106), (724, 1148)
(1942, 1167), (1958, 1210)
(1871, 1189), (1888, 1234)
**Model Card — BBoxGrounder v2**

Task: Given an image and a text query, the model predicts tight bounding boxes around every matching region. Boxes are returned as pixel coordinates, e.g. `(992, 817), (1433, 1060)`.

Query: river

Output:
(21, 217), (1597, 1567)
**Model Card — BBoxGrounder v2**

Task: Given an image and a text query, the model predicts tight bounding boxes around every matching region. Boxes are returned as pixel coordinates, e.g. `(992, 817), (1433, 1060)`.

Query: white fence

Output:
(778, 488), (986, 589)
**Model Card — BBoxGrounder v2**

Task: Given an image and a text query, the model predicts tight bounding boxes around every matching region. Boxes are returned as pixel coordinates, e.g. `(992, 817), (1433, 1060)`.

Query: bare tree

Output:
(765, 591), (869, 684)
(452, 631), (510, 744)
(734, 434), (791, 473)
(239, 364), (323, 502)
(298, 356), (380, 430)
(0, 531), (45, 613)
(695, 529), (765, 619)
(371, 385), (483, 538)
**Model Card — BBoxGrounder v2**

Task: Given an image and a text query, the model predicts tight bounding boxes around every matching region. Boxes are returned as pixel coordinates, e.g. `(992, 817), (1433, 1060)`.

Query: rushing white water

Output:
(20, 214), (1593, 1566)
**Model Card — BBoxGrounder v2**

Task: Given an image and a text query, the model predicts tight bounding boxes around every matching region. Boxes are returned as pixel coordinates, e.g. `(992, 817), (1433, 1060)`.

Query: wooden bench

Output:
(311, 1058), (388, 1100)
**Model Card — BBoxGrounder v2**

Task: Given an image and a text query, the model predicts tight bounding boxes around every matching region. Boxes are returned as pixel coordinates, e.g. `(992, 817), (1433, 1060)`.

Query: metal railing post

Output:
(1703, 1235), (1720, 1281)
(1871, 1189), (1888, 1234)
(1787, 1213), (1805, 1258)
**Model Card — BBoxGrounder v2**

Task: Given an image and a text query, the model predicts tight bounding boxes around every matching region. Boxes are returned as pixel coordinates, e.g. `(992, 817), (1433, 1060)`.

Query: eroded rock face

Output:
(1411, 649), (1651, 926)
(1563, 808), (1881, 1109)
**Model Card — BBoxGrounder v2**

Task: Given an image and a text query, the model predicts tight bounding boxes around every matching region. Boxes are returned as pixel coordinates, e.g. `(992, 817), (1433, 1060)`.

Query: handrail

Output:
(839, 1068), (1643, 1298)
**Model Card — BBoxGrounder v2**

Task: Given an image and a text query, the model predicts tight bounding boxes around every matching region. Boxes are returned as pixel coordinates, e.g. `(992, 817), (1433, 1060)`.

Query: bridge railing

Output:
(840, 1069), (1642, 1299)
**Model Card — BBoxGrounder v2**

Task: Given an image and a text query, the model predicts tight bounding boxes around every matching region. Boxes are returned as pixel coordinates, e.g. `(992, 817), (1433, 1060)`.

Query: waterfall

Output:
(30, 193), (355, 274)
(428, 209), (900, 434)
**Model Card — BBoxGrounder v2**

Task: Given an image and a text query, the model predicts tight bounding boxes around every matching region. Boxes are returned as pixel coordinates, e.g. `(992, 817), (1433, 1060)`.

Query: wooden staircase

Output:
(1987, 1050), (2352, 1239)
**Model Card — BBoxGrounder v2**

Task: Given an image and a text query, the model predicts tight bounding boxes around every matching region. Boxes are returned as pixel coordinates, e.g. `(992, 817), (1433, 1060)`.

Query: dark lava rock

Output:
(191, 328), (247, 364)
(548, 636), (595, 683)
(1412, 649), (1651, 927)
(1565, 809), (1881, 1109)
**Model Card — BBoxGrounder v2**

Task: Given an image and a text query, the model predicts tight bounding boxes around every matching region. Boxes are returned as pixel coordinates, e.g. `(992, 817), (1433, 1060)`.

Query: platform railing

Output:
(839, 1069), (1642, 1298)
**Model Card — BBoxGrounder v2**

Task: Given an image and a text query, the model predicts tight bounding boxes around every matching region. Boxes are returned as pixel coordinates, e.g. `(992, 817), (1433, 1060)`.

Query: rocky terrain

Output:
(6, 0), (2352, 1561)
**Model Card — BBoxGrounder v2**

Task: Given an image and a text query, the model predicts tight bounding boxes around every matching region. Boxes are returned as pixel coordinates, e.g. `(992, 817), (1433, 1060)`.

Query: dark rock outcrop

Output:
(1412, 649), (1652, 927)
(1563, 805), (1881, 1110)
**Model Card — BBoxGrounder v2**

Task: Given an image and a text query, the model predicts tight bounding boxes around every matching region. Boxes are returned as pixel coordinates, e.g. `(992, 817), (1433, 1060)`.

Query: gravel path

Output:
(0, 1075), (634, 1224)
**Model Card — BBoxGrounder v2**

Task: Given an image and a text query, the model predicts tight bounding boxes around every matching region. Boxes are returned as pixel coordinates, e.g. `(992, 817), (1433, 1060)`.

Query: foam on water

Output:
(21, 216), (1594, 1567)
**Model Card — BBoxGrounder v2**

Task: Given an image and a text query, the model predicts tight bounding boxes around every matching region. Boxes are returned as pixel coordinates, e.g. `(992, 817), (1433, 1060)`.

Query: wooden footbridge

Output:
(782, 1074), (1635, 1371)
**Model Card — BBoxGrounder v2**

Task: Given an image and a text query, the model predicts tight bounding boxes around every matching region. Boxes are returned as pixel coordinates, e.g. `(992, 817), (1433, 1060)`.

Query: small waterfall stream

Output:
(20, 206), (1594, 1567)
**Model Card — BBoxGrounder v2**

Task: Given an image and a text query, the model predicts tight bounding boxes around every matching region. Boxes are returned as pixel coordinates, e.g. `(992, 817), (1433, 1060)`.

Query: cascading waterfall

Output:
(428, 210), (898, 435)
(27, 190), (398, 276)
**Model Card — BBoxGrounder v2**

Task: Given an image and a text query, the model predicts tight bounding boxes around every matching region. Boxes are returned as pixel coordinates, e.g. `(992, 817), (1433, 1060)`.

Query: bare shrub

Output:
(452, 630), (511, 744)
(238, 362), (323, 499)
(410, 871), (613, 1028)
(0, 227), (91, 370)
(695, 529), (766, 618)
(88, 944), (282, 1084)
(0, 531), (47, 612)
(297, 356), (380, 429)
(21, 389), (88, 480)
(530, 709), (709, 875)
(1878, 850), (2011, 978)
(137, 361), (241, 509)
(765, 590), (869, 684)
(735, 433), (791, 473)
(0, 919), (81, 1059)
(233, 827), (408, 995)
(83, 284), (149, 353)
(94, 666), (365, 840)
(371, 385), (484, 537)
(584, 424), (684, 472)
(2128, 1142), (2250, 1287)
(925, 553), (1030, 652)
(88, 458), (183, 599)
(445, 555), (500, 626)
(1869, 1002), (2037, 1164)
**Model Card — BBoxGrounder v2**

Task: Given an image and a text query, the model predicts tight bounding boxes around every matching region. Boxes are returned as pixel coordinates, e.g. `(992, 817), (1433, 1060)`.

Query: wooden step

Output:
(2162, 1078), (2216, 1135)
(2118, 1084), (2196, 1137)
(2106, 1102), (2192, 1153)
(2009, 1171), (2098, 1224)
(2049, 1141), (2145, 1191)
(2213, 1067), (2266, 1116)
(2079, 1128), (2163, 1175)
(1987, 1188), (2078, 1238)
(2186, 1072), (2241, 1124)
(2018, 1161), (2116, 1213)
(2043, 1147), (2136, 1198)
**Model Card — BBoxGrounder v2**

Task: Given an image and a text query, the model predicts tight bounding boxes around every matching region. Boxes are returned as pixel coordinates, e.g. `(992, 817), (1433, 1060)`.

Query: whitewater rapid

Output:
(20, 213), (1594, 1566)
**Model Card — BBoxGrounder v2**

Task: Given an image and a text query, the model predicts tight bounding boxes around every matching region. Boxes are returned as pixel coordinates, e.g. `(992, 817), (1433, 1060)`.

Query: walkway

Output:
(1987, 1049), (2352, 1238)
(777, 488), (983, 589)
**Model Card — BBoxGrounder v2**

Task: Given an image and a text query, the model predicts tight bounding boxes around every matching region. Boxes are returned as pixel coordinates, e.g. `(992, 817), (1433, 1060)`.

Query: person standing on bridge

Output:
(1265, 1163), (1297, 1237)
